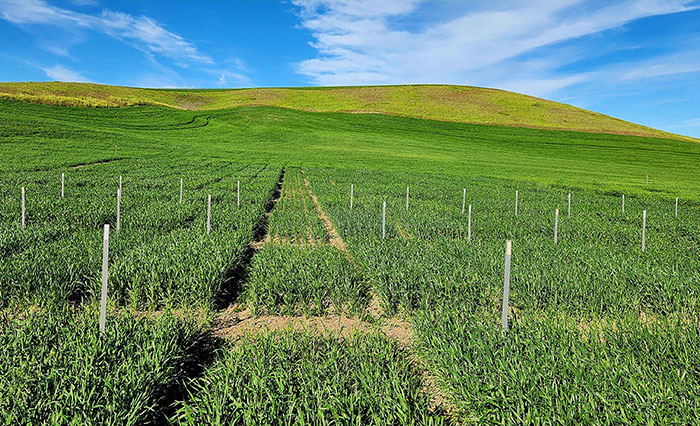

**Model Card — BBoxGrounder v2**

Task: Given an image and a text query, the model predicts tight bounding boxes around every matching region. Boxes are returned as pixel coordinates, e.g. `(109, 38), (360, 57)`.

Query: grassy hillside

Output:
(0, 81), (690, 141)
(1, 99), (699, 200)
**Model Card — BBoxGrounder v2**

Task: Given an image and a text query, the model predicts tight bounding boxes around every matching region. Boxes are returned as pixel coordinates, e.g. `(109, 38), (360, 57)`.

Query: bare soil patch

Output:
(71, 158), (121, 168)
(214, 306), (377, 341)
(301, 171), (348, 253)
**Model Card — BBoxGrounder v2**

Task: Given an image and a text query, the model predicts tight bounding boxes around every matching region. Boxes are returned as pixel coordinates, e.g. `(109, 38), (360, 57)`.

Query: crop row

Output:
(175, 330), (444, 425)
(414, 308), (700, 425)
(0, 306), (207, 425)
(0, 159), (281, 310)
(242, 168), (369, 315)
(305, 167), (700, 317)
(300, 166), (700, 424)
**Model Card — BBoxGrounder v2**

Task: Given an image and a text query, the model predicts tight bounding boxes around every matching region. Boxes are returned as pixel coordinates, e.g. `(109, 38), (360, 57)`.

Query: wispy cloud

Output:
(70, 0), (98, 6)
(687, 118), (700, 127)
(42, 64), (92, 82)
(0, 0), (213, 65)
(292, 0), (698, 95)
(215, 70), (251, 87)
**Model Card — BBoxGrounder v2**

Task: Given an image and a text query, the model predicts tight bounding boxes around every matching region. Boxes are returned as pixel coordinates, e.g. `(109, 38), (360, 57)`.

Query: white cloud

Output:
(42, 64), (92, 82)
(621, 57), (700, 80)
(70, 0), (98, 6)
(292, 0), (698, 95)
(214, 70), (251, 87)
(0, 0), (213, 64)
(99, 10), (212, 64)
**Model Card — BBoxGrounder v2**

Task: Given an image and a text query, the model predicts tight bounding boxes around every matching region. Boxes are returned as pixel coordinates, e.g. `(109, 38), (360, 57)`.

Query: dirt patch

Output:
(365, 290), (385, 318)
(213, 306), (416, 352)
(301, 171), (348, 253)
(214, 306), (378, 341)
(381, 316), (413, 347)
(394, 222), (413, 239)
(71, 158), (121, 168)
(249, 169), (285, 250)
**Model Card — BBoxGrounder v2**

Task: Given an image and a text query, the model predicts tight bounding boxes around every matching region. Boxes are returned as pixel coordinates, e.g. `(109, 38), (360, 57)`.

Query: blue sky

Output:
(1, 0), (699, 137)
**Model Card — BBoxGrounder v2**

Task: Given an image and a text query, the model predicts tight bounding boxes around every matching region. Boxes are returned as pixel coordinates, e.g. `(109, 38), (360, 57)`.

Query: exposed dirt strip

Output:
(301, 170), (347, 253)
(249, 169), (285, 250)
(300, 170), (389, 319)
(71, 158), (122, 168)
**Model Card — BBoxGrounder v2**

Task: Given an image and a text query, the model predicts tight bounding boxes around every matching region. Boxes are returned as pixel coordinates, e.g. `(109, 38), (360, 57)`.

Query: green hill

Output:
(0, 81), (691, 141)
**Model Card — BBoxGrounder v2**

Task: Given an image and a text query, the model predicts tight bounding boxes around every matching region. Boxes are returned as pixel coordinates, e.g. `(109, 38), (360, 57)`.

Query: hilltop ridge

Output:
(0, 81), (691, 141)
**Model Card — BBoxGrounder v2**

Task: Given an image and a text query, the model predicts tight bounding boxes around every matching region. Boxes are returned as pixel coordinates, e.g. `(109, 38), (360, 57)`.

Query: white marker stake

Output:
(116, 188), (121, 231)
(622, 195), (625, 214)
(382, 201), (386, 240)
(501, 240), (512, 331)
(99, 224), (110, 335)
(350, 184), (354, 210)
(237, 181), (240, 208)
(462, 188), (466, 214)
(406, 186), (409, 210)
(675, 197), (678, 217)
(467, 204), (472, 242)
(568, 193), (571, 218)
(119, 175), (122, 193)
(554, 209), (559, 244)
(179, 178), (183, 204)
(61, 173), (65, 198)
(207, 194), (212, 235)
(646, 174), (649, 185)
(642, 210), (646, 251)
(21, 186), (25, 229)
(515, 190), (519, 216)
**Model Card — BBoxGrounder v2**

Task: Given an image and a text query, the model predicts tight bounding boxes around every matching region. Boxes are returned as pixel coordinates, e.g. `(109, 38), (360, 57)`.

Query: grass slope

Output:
(2, 100), (699, 200)
(0, 81), (690, 141)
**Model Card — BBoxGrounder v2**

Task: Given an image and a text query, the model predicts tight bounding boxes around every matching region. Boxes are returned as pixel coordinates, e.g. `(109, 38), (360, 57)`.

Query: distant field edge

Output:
(0, 81), (695, 142)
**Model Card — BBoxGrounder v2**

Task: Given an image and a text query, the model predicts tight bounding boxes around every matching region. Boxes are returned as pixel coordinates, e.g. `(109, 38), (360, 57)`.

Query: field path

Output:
(71, 158), (122, 168)
(212, 168), (455, 419)
(249, 169), (285, 250)
(301, 170), (347, 253)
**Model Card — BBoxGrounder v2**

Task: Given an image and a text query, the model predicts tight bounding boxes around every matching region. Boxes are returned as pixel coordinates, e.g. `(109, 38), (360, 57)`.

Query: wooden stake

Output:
(675, 197), (678, 217)
(61, 173), (64, 198)
(99, 224), (110, 335)
(502, 240), (512, 331)
(515, 190), (519, 216)
(406, 186), (409, 210)
(21, 186), (25, 229)
(116, 188), (121, 231)
(207, 194), (212, 234)
(237, 181), (240, 207)
(350, 184), (354, 210)
(622, 194), (625, 214)
(382, 201), (386, 240)
(568, 193), (571, 218)
(642, 210), (647, 252)
(179, 178), (183, 204)
(554, 209), (559, 244)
